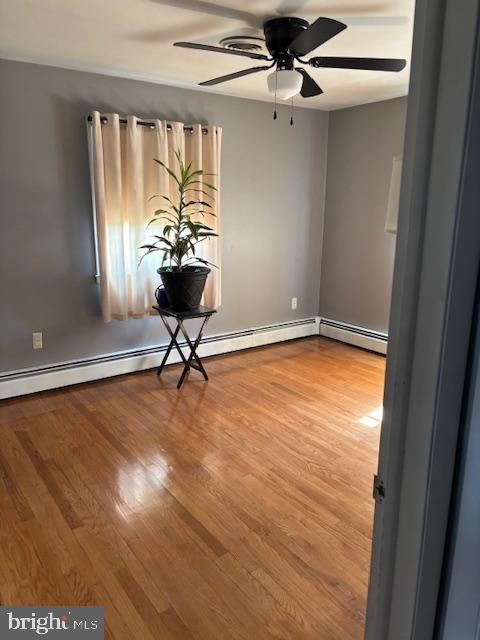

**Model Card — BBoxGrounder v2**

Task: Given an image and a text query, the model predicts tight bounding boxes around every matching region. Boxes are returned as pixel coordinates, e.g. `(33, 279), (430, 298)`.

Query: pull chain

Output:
(273, 70), (278, 120)
(290, 96), (294, 126)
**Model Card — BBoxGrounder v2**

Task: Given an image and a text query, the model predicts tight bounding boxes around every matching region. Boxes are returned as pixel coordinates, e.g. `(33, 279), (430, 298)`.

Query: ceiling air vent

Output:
(219, 36), (267, 55)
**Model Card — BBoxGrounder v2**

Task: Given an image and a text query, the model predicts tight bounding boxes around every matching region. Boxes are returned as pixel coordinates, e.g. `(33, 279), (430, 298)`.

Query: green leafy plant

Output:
(139, 150), (217, 271)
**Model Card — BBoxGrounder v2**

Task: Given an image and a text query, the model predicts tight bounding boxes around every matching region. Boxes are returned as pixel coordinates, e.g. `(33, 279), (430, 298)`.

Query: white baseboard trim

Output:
(0, 317), (320, 400)
(0, 316), (387, 399)
(319, 318), (388, 355)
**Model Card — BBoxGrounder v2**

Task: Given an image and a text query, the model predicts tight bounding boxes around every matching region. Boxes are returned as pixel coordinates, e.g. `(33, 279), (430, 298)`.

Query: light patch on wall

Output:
(385, 154), (403, 234)
(359, 406), (383, 428)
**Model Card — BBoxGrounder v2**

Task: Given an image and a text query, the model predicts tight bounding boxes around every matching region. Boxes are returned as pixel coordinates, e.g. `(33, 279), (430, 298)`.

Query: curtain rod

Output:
(86, 115), (211, 134)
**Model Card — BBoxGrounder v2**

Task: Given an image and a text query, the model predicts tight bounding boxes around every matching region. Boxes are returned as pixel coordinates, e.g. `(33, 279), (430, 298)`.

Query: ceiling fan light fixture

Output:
(267, 69), (303, 100)
(176, 16), (408, 101)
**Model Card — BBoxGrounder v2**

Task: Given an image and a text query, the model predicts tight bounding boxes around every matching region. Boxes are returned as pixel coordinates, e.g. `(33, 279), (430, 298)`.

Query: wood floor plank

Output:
(15, 430), (83, 530)
(0, 337), (384, 639)
(159, 606), (196, 640)
(0, 448), (34, 522)
(114, 566), (174, 639)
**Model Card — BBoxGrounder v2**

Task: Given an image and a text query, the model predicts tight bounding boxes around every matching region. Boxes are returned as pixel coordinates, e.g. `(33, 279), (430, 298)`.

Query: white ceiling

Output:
(0, 0), (415, 110)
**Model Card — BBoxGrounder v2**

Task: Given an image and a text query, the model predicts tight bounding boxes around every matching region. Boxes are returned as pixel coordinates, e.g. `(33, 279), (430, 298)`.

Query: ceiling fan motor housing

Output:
(263, 17), (309, 59)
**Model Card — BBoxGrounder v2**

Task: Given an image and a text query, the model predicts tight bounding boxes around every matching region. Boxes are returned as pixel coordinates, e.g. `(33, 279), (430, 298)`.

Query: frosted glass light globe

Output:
(267, 69), (303, 100)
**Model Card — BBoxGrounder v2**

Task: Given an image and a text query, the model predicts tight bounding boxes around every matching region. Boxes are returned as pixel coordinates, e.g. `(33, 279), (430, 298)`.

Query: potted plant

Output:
(140, 150), (218, 311)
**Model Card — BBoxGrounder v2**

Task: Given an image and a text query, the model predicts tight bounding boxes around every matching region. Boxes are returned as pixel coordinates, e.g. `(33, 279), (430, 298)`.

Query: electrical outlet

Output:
(291, 297), (297, 310)
(32, 332), (43, 350)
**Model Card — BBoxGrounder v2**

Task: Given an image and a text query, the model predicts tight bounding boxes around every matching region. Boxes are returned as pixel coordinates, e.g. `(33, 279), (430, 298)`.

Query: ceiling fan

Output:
(174, 16), (407, 100)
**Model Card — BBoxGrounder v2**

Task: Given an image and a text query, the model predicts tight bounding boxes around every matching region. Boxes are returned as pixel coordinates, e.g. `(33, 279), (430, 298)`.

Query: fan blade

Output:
(309, 56), (407, 71)
(296, 68), (323, 97)
(199, 66), (271, 86)
(288, 17), (347, 56)
(154, 1), (261, 29)
(174, 42), (269, 60)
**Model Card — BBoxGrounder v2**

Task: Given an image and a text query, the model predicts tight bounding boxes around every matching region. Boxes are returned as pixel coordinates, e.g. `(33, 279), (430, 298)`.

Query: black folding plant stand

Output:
(153, 305), (217, 389)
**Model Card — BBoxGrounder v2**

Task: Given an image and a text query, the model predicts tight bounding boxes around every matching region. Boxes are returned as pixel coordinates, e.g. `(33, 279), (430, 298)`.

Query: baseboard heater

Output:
(0, 317), (320, 400)
(319, 318), (388, 355)
(0, 316), (386, 399)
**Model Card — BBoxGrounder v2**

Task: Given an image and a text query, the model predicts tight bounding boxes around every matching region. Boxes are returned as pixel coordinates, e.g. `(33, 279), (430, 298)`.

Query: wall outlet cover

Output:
(32, 332), (43, 350)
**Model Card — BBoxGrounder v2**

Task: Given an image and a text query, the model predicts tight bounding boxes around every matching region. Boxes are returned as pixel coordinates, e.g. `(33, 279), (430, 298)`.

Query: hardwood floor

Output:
(0, 337), (385, 639)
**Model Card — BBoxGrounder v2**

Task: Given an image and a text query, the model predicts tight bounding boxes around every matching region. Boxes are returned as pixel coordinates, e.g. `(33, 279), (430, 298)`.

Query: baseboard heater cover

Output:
(319, 318), (388, 355)
(0, 317), (320, 399)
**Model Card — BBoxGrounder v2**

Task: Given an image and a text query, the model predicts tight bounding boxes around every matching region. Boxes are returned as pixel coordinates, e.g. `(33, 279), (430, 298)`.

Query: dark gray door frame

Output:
(436, 294), (480, 638)
(365, 0), (480, 638)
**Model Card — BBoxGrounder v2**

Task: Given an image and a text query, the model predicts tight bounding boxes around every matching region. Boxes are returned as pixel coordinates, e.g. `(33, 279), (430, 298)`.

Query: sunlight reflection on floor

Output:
(358, 406), (383, 428)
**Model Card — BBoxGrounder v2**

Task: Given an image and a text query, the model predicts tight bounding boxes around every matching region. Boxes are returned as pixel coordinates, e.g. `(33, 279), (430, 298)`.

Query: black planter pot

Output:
(157, 266), (210, 311)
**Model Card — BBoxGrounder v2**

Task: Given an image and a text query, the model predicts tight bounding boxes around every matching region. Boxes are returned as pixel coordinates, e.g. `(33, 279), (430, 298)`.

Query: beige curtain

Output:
(88, 111), (222, 322)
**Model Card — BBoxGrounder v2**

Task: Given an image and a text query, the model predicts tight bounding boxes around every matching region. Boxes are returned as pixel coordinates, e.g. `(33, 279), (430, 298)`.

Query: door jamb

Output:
(365, 0), (480, 638)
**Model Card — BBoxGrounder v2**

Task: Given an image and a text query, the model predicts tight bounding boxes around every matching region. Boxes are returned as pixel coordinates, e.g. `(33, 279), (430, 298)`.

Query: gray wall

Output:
(320, 97), (407, 333)
(0, 59), (328, 373)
